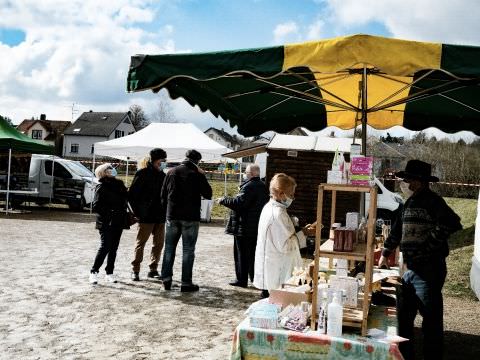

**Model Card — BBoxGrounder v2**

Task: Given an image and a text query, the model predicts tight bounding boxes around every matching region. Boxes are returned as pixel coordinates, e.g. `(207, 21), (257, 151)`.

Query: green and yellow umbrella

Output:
(127, 34), (480, 138)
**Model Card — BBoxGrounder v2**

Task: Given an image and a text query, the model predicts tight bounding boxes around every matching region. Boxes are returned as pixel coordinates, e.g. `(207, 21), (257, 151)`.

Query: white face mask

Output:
(400, 181), (414, 198)
(281, 196), (294, 208)
(242, 173), (249, 181)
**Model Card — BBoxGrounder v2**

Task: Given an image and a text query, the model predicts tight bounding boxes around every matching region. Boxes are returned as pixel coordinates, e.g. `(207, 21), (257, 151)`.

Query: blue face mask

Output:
(109, 168), (117, 177)
(281, 196), (294, 208)
(160, 162), (167, 170)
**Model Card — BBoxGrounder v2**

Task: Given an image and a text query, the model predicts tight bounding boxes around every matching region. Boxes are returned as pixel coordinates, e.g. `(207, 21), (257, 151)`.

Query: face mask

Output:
(242, 173), (249, 181)
(160, 162), (167, 170)
(109, 168), (118, 177)
(400, 181), (413, 198)
(281, 196), (294, 208)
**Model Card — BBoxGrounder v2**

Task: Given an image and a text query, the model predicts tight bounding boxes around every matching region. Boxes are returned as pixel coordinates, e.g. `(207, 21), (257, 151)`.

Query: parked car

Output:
(366, 177), (404, 232)
(26, 154), (97, 210)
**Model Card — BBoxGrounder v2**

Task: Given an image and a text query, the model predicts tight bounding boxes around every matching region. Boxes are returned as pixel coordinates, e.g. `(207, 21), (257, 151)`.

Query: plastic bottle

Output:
(317, 289), (327, 334)
(327, 291), (343, 337)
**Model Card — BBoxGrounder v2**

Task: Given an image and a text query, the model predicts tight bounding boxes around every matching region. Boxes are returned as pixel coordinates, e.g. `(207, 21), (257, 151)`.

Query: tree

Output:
(128, 104), (150, 130)
(150, 92), (178, 123)
(411, 131), (427, 144)
(0, 115), (14, 126)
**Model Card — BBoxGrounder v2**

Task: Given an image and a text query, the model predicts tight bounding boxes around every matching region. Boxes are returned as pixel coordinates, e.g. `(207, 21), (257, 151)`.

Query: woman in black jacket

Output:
(89, 163), (129, 284)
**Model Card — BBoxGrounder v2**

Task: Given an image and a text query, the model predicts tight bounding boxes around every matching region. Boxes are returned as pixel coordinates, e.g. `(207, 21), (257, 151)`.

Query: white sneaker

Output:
(106, 274), (118, 283)
(89, 272), (98, 284)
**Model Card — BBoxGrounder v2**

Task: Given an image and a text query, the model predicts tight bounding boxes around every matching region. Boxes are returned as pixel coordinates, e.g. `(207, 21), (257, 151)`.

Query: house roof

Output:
(63, 112), (130, 137)
(17, 119), (71, 135)
(222, 143), (267, 158)
(268, 134), (353, 153)
(204, 127), (240, 145)
(366, 139), (406, 159)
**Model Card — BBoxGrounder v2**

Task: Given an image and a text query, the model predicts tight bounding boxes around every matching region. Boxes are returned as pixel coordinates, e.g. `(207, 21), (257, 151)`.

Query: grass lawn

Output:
(444, 197), (478, 300)
(210, 180), (241, 219)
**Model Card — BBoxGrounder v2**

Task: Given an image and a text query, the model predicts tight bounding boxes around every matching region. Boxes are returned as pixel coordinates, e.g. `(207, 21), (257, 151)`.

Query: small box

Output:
(350, 156), (374, 174)
(327, 170), (343, 184)
(329, 275), (359, 307)
(346, 212), (360, 229)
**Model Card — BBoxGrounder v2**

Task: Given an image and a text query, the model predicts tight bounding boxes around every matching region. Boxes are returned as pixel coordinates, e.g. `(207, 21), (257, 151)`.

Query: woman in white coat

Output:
(253, 173), (310, 298)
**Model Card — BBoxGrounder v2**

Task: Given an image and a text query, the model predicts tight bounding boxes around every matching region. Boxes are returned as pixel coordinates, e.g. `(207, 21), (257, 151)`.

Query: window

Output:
(32, 130), (43, 139)
(115, 130), (124, 138)
(209, 134), (214, 139)
(44, 161), (72, 179)
(71, 144), (79, 153)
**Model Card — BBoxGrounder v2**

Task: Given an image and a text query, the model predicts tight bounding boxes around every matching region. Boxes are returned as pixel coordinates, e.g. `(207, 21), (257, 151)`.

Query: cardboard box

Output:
(269, 288), (308, 308)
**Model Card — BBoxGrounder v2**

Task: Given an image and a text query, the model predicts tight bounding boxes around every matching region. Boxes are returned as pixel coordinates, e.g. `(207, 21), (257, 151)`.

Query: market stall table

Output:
(230, 318), (404, 360)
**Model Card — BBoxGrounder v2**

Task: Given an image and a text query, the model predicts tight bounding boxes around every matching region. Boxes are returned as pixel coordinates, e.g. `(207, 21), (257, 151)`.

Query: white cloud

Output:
(307, 20), (324, 40)
(0, 0), (181, 124)
(273, 21), (300, 44)
(323, 0), (480, 45)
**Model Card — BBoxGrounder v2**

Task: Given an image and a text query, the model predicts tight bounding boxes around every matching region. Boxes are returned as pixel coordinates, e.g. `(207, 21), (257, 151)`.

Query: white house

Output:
(17, 114), (72, 155)
(204, 127), (241, 150)
(63, 111), (135, 158)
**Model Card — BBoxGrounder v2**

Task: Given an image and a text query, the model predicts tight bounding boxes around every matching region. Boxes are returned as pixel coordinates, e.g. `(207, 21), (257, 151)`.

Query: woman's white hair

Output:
(95, 163), (112, 179)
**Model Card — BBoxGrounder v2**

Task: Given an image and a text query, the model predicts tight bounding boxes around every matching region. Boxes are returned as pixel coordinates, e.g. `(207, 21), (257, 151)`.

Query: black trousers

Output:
(233, 235), (256, 284)
(397, 260), (446, 360)
(91, 226), (123, 275)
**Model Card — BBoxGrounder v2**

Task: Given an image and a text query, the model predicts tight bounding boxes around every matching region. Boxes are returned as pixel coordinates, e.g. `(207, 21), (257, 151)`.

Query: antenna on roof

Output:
(71, 103), (80, 120)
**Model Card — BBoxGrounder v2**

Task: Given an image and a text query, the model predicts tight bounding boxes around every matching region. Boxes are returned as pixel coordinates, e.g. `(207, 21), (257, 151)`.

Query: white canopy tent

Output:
(94, 123), (230, 162)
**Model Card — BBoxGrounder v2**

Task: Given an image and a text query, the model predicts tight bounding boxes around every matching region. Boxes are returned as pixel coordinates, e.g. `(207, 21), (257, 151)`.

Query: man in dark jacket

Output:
(218, 164), (269, 287)
(379, 160), (462, 360)
(128, 148), (167, 281)
(160, 150), (212, 292)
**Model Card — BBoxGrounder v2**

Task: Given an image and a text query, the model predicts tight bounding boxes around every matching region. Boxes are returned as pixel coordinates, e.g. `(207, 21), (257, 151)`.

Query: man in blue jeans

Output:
(160, 150), (212, 292)
(379, 160), (462, 360)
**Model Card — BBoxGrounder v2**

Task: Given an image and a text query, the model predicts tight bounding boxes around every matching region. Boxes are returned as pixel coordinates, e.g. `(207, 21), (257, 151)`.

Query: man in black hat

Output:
(160, 149), (212, 292)
(128, 148), (168, 281)
(379, 160), (462, 360)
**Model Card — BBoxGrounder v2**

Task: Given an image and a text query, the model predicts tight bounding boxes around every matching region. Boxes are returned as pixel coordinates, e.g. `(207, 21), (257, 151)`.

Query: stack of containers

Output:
(349, 156), (374, 186)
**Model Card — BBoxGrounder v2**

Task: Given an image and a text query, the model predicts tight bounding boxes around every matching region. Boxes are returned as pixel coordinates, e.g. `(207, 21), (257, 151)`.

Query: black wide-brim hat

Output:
(396, 159), (439, 182)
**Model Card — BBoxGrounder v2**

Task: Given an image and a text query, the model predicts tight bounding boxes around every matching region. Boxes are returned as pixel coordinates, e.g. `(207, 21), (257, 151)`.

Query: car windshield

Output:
(65, 161), (94, 177)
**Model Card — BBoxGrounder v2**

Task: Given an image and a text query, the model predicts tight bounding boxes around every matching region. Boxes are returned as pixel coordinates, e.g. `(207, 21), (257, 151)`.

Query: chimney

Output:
(40, 114), (46, 121)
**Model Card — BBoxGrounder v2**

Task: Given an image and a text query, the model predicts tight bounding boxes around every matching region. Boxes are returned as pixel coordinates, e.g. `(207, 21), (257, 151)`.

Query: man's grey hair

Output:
(247, 164), (260, 176)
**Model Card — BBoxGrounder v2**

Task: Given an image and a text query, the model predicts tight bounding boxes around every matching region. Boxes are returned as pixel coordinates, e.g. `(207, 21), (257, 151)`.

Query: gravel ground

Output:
(0, 208), (479, 359)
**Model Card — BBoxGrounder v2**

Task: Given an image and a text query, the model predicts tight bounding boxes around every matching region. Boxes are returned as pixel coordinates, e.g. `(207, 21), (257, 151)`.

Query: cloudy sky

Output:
(1, 0), (479, 140)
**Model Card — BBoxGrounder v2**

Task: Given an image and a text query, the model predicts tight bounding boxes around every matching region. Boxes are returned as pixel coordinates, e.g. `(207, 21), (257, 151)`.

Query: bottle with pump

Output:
(327, 291), (343, 337)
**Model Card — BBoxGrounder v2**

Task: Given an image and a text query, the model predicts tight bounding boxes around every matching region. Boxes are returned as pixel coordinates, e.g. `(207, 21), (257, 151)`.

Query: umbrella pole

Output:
(5, 148), (12, 214)
(360, 66), (368, 217)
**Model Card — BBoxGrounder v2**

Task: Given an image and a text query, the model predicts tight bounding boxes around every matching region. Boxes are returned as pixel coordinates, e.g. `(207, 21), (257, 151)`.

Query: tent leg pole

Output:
(5, 148), (12, 215)
(126, 158), (129, 186)
(49, 155), (54, 211)
(90, 152), (96, 215)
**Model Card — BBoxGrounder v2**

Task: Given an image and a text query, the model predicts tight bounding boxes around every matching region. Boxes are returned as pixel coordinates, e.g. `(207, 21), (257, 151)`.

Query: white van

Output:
(27, 154), (97, 210)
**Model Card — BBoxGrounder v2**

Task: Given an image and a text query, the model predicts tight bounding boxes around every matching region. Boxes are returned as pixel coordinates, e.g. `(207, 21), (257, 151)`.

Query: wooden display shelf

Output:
(319, 239), (367, 261)
(310, 183), (377, 336)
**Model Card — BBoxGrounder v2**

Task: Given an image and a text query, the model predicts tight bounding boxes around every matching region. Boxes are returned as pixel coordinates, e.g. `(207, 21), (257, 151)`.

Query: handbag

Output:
(127, 203), (139, 226)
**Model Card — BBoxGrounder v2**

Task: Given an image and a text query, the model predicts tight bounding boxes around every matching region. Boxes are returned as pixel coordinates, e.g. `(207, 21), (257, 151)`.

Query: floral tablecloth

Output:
(230, 318), (404, 360)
